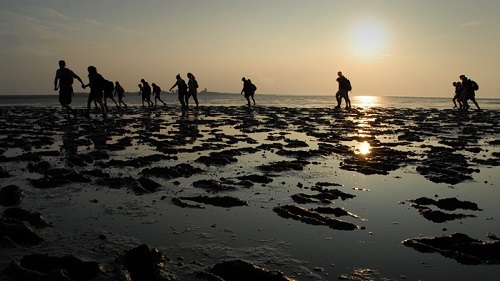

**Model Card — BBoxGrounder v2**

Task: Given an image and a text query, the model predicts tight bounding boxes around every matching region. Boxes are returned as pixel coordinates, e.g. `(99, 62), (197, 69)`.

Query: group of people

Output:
(452, 75), (481, 111)
(54, 60), (129, 119)
(54, 60), (262, 120)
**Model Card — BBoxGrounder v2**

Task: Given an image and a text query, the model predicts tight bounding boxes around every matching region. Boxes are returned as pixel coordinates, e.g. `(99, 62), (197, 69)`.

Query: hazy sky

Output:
(1, 0), (499, 98)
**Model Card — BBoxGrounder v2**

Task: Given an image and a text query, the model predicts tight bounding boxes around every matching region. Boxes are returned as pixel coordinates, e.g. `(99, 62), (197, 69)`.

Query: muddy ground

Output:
(0, 105), (499, 280)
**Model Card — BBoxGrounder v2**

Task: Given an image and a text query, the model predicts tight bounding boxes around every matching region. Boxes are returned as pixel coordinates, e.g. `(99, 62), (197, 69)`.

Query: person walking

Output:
(53, 60), (85, 120)
(140, 79), (154, 107)
(335, 71), (351, 109)
(169, 74), (188, 110)
(452, 81), (463, 108)
(186, 73), (200, 109)
(459, 75), (481, 111)
(103, 80), (119, 111)
(83, 66), (107, 119)
(152, 83), (167, 106)
(240, 77), (256, 106)
(114, 81), (127, 108)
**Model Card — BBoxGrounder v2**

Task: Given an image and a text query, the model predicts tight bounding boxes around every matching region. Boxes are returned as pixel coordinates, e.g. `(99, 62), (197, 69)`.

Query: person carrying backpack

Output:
(53, 60), (85, 120)
(241, 77), (256, 106)
(459, 75), (481, 111)
(335, 71), (351, 110)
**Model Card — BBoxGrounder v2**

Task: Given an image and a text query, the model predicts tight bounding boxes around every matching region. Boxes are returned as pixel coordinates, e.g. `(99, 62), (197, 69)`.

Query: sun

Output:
(349, 20), (388, 57)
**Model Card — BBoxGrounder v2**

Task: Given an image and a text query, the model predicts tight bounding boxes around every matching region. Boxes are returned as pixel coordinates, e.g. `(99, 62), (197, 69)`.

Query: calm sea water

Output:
(1, 92), (499, 110)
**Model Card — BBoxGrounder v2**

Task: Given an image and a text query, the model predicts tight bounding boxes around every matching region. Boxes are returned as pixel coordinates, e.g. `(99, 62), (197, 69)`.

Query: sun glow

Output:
(358, 141), (371, 155)
(349, 20), (388, 57)
(353, 95), (380, 108)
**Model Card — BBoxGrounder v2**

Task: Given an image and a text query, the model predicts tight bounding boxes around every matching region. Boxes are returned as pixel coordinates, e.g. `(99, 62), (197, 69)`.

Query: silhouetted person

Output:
(241, 77), (256, 106)
(54, 60), (84, 120)
(452, 81), (463, 108)
(103, 80), (119, 111)
(83, 66), (106, 119)
(459, 75), (481, 111)
(114, 81), (127, 108)
(169, 74), (188, 110)
(335, 71), (351, 109)
(140, 79), (153, 107)
(186, 73), (200, 108)
(152, 83), (167, 106)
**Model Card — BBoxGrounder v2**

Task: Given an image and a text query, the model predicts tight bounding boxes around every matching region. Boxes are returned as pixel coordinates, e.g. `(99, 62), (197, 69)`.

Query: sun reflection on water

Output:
(357, 141), (371, 155)
(353, 96), (381, 108)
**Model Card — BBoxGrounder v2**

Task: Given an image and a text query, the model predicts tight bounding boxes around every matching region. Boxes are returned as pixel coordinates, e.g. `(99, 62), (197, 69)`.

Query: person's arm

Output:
(54, 70), (59, 91)
(72, 72), (85, 88)
(169, 81), (178, 91)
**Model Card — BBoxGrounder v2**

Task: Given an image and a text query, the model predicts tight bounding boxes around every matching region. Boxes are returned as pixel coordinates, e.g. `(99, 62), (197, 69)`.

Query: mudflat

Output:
(0, 105), (499, 280)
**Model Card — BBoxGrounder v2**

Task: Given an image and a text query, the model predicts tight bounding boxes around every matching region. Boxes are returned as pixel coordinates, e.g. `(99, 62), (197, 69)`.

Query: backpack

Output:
(60, 68), (74, 85)
(251, 83), (257, 92)
(346, 79), (352, 91)
(470, 80), (479, 91)
(193, 79), (199, 89)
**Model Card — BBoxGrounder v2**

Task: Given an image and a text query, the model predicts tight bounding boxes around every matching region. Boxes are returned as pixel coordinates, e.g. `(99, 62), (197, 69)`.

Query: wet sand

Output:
(0, 105), (499, 280)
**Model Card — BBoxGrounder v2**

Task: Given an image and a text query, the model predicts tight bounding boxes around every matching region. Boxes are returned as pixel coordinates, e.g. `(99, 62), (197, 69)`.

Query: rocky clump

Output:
(5, 254), (103, 281)
(402, 233), (500, 265)
(177, 195), (248, 208)
(116, 244), (173, 281)
(409, 197), (481, 211)
(0, 185), (24, 206)
(3, 207), (50, 228)
(197, 259), (295, 281)
(408, 197), (481, 223)
(416, 146), (479, 185)
(141, 163), (203, 179)
(258, 160), (310, 172)
(274, 205), (357, 230)
(30, 168), (91, 188)
(0, 218), (43, 246)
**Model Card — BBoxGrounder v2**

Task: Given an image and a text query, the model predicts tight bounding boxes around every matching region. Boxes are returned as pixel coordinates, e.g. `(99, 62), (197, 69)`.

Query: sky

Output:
(1, 0), (499, 98)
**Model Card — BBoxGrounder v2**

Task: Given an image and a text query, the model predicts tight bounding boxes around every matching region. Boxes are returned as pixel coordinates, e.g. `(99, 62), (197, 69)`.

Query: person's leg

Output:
(470, 97), (481, 110)
(251, 93), (255, 105)
(335, 91), (342, 108)
(192, 93), (199, 107)
(345, 92), (351, 109)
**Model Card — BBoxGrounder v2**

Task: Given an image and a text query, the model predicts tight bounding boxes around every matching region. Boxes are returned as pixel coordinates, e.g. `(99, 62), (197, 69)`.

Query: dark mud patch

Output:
(338, 268), (392, 281)
(409, 197), (481, 211)
(3, 207), (50, 228)
(141, 163), (203, 179)
(0, 185), (24, 207)
(0, 218), (43, 246)
(416, 146), (479, 184)
(274, 205), (358, 230)
(5, 254), (103, 281)
(30, 168), (91, 188)
(177, 195), (248, 208)
(340, 147), (411, 175)
(116, 244), (173, 281)
(407, 197), (481, 223)
(197, 259), (294, 281)
(402, 233), (500, 265)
